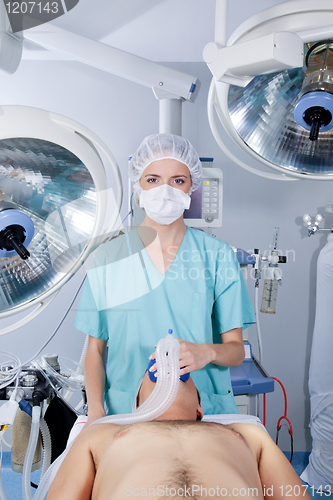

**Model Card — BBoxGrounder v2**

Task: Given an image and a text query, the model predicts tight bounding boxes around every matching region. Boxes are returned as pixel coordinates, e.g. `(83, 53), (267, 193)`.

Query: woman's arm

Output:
(148, 328), (245, 375)
(84, 336), (107, 424)
(176, 327), (244, 374)
(214, 327), (245, 366)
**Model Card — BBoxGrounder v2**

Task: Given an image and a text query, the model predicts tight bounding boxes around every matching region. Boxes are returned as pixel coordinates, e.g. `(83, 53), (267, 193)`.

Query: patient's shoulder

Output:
(227, 423), (269, 457)
(85, 422), (120, 437)
(76, 422), (120, 447)
(229, 423), (268, 439)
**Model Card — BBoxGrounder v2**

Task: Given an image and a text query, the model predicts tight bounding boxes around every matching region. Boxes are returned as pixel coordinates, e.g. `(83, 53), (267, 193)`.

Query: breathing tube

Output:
(22, 406), (41, 500)
(32, 332), (180, 500)
(95, 331), (181, 424)
(39, 418), (52, 478)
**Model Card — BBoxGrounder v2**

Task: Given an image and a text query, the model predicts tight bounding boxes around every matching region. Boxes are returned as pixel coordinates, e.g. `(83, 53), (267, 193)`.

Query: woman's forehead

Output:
(144, 158), (190, 174)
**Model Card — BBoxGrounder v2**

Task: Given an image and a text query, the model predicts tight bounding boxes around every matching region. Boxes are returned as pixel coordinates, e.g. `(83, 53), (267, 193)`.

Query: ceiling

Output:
(22, 0), (289, 62)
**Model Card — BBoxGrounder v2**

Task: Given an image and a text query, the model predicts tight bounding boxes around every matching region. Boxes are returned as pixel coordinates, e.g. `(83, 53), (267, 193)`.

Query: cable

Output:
(0, 432), (11, 451)
(0, 431), (8, 500)
(0, 352), (22, 393)
(276, 415), (293, 463)
(31, 363), (80, 417)
(0, 273), (87, 393)
(38, 356), (84, 393)
(272, 377), (288, 416)
(254, 286), (263, 364)
(102, 209), (131, 244)
(25, 273), (87, 366)
(75, 400), (84, 412)
(122, 209), (132, 227)
(263, 377), (293, 462)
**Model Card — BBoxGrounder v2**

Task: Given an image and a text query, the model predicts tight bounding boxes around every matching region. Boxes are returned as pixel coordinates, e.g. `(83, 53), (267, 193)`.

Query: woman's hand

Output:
(148, 328), (244, 375)
(149, 339), (214, 375)
(85, 406), (106, 426)
(177, 339), (214, 374)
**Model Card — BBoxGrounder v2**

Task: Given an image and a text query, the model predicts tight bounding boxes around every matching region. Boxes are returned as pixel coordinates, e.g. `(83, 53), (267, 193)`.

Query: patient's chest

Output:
(92, 422), (263, 500)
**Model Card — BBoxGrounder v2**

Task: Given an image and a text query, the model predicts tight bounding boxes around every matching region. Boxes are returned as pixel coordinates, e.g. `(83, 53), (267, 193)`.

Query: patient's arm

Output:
(240, 425), (311, 500)
(46, 426), (96, 500)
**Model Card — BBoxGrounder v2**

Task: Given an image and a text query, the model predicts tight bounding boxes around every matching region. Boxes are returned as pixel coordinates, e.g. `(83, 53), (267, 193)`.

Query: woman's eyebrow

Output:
(144, 174), (188, 178)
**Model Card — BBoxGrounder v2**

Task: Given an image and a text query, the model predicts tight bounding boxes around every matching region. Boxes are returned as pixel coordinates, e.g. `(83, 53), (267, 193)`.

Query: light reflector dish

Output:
(228, 67), (333, 176)
(0, 138), (97, 314)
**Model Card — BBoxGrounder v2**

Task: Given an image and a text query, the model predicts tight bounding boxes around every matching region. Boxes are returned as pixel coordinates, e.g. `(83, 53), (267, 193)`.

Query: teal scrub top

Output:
(74, 227), (256, 416)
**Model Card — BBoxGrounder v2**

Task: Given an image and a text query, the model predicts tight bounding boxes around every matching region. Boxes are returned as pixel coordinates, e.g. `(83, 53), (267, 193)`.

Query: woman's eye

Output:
(174, 179), (184, 184)
(147, 178), (157, 183)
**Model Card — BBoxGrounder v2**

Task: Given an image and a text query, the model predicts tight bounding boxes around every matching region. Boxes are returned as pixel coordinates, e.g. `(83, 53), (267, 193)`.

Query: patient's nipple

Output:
(231, 430), (244, 441)
(115, 430), (127, 439)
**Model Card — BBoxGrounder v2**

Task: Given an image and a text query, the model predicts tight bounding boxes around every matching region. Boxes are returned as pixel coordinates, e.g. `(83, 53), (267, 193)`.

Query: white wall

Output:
(1, 56), (332, 454)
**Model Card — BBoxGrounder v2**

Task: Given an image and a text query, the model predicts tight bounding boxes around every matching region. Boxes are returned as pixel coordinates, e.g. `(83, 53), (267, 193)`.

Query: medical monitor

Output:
(129, 159), (223, 228)
(183, 163), (223, 228)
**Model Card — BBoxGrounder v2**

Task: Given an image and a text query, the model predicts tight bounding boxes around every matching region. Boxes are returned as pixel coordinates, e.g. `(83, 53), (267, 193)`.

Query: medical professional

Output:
(74, 134), (256, 423)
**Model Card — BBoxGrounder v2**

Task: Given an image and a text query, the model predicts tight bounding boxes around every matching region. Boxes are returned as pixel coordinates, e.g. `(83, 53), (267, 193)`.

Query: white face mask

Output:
(139, 184), (191, 225)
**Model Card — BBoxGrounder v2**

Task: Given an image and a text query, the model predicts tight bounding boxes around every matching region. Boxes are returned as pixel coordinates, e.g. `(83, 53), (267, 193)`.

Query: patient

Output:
(47, 372), (310, 500)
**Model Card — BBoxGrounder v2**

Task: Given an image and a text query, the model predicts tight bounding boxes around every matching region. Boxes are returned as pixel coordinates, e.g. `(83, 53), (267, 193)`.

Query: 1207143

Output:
(5, 2), (60, 14)
(279, 484), (332, 496)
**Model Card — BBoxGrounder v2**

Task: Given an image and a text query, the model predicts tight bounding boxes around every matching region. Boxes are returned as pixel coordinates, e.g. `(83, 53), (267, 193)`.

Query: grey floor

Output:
(1, 452), (41, 500)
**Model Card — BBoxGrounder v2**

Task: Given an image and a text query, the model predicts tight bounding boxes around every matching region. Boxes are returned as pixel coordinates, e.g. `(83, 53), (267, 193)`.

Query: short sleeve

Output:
(73, 248), (109, 341)
(213, 245), (256, 334)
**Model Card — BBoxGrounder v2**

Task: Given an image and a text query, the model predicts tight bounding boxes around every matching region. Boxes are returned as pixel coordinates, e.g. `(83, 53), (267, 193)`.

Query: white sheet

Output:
(203, 413), (266, 430)
(67, 413), (265, 445)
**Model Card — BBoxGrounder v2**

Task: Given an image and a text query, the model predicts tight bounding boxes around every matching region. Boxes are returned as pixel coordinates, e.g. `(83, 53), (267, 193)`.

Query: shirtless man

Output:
(47, 372), (310, 500)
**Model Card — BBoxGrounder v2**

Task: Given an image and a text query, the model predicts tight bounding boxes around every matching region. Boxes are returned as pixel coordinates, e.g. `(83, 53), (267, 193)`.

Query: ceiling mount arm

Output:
(203, 32), (304, 87)
(215, 0), (228, 47)
(152, 87), (184, 136)
(23, 23), (200, 103)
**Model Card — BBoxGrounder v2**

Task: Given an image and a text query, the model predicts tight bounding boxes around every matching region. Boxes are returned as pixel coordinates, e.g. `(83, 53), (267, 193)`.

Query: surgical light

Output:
(294, 41), (333, 141)
(0, 106), (122, 333)
(0, 190), (34, 260)
(205, 0), (333, 180)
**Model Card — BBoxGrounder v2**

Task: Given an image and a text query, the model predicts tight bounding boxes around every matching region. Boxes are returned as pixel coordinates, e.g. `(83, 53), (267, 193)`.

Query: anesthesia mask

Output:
(148, 358), (190, 382)
(139, 184), (191, 225)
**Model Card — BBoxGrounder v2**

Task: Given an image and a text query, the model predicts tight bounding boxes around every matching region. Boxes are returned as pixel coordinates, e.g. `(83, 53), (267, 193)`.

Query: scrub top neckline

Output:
(136, 226), (189, 276)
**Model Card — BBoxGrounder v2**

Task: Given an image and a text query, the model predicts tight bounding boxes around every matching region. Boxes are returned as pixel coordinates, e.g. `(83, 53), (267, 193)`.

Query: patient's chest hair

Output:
(112, 419), (247, 439)
(110, 421), (212, 499)
(112, 419), (219, 437)
(92, 421), (260, 500)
